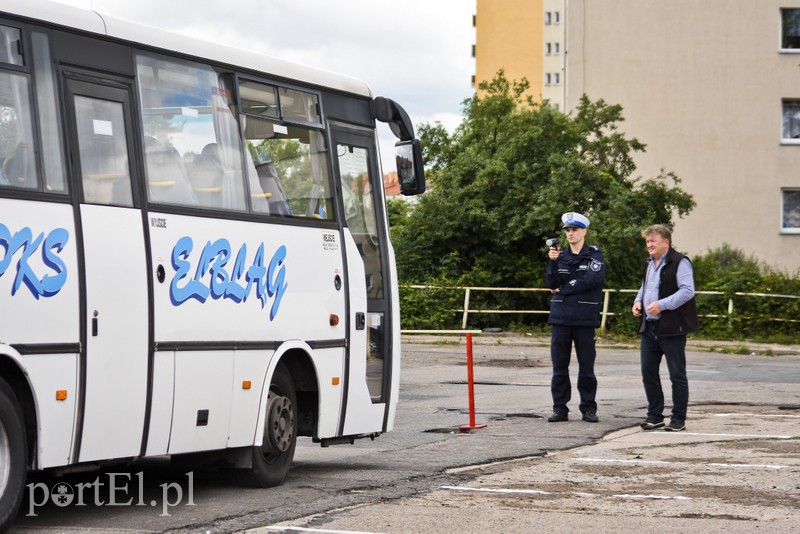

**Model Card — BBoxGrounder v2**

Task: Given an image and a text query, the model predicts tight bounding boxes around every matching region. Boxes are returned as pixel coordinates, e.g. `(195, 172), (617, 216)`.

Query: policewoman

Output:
(544, 212), (606, 423)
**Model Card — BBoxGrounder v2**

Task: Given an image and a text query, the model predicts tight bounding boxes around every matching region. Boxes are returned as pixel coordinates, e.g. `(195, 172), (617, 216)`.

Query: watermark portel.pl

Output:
(26, 471), (195, 517)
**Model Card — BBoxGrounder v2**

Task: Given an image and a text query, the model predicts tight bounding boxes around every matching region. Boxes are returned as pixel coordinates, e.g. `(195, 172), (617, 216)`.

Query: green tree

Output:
(393, 71), (695, 327)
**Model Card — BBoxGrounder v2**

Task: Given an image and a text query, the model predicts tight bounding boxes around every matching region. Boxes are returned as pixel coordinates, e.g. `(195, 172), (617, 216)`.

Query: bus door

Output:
(332, 128), (392, 435)
(63, 74), (150, 462)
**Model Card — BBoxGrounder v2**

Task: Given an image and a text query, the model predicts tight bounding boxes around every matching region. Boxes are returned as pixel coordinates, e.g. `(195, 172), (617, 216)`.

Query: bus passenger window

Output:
(136, 55), (246, 211)
(0, 25), (23, 66)
(0, 72), (39, 190)
(242, 115), (333, 220)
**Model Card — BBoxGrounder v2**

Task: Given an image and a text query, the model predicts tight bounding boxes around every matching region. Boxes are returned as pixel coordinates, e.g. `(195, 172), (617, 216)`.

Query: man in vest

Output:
(631, 224), (698, 432)
(545, 212), (605, 423)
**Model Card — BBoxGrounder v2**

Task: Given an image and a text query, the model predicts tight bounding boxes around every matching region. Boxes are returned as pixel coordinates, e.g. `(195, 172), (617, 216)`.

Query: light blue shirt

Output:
(634, 251), (695, 321)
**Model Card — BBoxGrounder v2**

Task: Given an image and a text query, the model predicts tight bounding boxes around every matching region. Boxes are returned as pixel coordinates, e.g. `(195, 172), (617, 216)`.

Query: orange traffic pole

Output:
(459, 333), (487, 432)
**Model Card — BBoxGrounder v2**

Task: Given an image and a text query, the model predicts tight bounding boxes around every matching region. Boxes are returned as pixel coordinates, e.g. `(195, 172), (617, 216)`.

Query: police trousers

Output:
(549, 324), (597, 414)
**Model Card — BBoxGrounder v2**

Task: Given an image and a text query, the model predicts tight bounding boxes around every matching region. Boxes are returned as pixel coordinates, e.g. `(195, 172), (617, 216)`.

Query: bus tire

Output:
(240, 364), (297, 487)
(0, 377), (27, 532)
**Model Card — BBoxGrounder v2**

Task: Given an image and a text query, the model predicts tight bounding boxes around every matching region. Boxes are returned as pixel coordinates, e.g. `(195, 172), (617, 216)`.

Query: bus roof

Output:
(5, 0), (373, 98)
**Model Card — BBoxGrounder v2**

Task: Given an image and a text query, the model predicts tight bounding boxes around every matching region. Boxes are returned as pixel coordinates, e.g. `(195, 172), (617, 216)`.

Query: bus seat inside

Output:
(189, 143), (224, 207)
(144, 136), (197, 206)
(2, 142), (36, 189)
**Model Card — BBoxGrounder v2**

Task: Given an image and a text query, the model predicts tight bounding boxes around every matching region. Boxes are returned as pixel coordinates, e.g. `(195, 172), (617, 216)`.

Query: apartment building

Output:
(473, 0), (800, 272)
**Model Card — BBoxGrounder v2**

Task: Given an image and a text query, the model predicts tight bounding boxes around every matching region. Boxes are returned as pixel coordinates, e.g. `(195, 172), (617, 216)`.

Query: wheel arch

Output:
(256, 343), (319, 444)
(0, 351), (38, 469)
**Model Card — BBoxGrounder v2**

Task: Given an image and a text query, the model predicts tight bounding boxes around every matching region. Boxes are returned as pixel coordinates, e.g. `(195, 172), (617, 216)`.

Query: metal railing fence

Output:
(401, 285), (800, 331)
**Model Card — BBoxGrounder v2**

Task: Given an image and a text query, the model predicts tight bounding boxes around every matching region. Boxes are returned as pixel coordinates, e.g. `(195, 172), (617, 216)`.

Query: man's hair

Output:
(641, 224), (672, 243)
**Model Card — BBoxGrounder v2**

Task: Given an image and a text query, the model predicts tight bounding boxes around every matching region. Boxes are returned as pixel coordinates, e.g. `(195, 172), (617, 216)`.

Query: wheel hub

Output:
(264, 395), (294, 453)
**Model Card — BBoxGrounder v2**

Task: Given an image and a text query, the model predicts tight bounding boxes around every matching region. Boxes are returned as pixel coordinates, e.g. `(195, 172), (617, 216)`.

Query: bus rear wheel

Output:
(0, 377), (26, 532)
(241, 365), (297, 487)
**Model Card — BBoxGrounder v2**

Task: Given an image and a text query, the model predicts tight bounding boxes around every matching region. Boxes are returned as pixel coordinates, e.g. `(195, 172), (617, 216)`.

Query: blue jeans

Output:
(550, 325), (597, 414)
(640, 321), (689, 424)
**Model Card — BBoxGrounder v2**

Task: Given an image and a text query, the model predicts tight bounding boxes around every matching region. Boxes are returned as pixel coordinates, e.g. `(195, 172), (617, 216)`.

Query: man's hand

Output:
(548, 248), (559, 261)
(632, 301), (642, 317)
(646, 301), (662, 315)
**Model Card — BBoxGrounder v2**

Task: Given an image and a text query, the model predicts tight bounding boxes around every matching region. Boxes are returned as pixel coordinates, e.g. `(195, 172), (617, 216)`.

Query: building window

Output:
(545, 12), (552, 25)
(554, 73), (560, 86)
(783, 189), (800, 232)
(545, 43), (552, 55)
(554, 11), (560, 24)
(782, 9), (800, 49)
(554, 43), (560, 55)
(545, 73), (551, 86)
(782, 100), (800, 141)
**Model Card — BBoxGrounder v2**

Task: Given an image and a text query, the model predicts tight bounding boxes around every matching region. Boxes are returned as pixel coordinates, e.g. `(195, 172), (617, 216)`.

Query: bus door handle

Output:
(355, 312), (366, 330)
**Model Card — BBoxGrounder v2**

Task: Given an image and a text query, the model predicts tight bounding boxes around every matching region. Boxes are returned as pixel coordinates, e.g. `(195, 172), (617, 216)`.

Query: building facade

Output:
(473, 0), (543, 102)
(474, 0), (800, 272)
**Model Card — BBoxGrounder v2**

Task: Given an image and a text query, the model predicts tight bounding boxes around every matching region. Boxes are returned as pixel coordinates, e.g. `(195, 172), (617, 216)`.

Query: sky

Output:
(51, 0), (476, 172)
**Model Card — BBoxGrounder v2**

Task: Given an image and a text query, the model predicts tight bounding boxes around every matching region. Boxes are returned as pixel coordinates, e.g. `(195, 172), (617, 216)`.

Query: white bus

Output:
(0, 0), (425, 527)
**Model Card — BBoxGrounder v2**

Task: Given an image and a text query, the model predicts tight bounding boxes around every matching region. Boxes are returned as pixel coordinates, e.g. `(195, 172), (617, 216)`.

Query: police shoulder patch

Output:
(590, 259), (603, 272)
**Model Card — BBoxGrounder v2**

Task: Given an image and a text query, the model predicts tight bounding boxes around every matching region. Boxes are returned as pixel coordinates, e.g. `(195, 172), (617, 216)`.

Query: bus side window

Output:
(135, 55), (246, 212)
(242, 118), (332, 220)
(0, 68), (39, 191)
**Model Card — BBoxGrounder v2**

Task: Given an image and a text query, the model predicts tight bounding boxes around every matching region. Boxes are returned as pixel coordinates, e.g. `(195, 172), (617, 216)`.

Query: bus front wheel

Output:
(241, 365), (297, 487)
(0, 377), (26, 532)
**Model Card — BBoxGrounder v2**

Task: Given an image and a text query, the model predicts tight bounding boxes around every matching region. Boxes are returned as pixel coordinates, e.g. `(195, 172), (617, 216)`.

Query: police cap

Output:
(562, 212), (590, 229)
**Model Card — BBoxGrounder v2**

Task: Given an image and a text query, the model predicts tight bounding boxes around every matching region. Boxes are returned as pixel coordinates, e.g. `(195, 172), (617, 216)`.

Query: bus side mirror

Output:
(395, 139), (425, 196)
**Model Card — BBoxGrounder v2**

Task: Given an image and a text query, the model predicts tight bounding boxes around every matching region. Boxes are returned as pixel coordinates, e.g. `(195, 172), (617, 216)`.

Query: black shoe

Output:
(582, 411), (599, 423)
(664, 420), (686, 432)
(640, 419), (665, 430)
(547, 412), (568, 422)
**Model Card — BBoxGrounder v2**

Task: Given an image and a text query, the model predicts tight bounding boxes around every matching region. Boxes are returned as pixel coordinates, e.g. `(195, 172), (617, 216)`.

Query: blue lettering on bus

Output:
(0, 224), (69, 299)
(169, 236), (288, 320)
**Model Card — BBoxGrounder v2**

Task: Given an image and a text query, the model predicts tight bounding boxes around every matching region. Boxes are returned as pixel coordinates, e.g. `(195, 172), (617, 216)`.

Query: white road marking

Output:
(266, 527), (385, 534)
(666, 432), (793, 439)
(575, 458), (669, 465)
(713, 413), (800, 418)
(576, 458), (788, 469)
(614, 494), (691, 500)
(443, 485), (690, 501)
(708, 463), (788, 469)
(442, 485), (551, 495)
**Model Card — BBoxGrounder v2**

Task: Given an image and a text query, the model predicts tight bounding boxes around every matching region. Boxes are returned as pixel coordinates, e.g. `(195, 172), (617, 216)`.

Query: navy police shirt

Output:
(545, 244), (606, 327)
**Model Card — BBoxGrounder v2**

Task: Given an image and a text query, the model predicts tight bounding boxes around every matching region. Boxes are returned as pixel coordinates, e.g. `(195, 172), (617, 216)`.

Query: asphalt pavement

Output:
(261, 332), (800, 534)
(9, 332), (799, 533)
